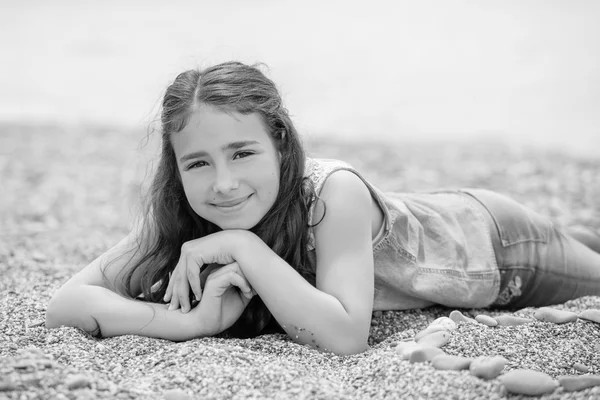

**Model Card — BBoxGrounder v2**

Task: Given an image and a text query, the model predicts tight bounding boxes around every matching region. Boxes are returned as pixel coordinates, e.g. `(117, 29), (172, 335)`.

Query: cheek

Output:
(180, 177), (205, 204)
(268, 174), (280, 198)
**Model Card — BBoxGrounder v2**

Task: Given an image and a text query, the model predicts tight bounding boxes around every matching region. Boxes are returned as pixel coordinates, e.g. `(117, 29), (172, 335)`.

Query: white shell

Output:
(429, 317), (457, 330)
(395, 341), (420, 360)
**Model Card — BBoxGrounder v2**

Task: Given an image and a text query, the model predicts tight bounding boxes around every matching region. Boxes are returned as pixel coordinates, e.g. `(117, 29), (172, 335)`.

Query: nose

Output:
(212, 165), (240, 194)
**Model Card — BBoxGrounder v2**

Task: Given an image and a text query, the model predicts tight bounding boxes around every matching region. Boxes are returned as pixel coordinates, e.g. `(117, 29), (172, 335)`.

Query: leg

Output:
(566, 225), (600, 254)
(465, 189), (600, 308)
(507, 226), (600, 307)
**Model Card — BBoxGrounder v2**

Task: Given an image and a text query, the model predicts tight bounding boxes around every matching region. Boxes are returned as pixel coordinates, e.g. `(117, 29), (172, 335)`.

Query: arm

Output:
(236, 171), (375, 355)
(45, 232), (211, 341)
(47, 284), (207, 341)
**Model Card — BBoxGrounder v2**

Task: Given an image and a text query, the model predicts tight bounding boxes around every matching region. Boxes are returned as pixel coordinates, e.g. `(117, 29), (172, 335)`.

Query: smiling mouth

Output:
(212, 194), (252, 208)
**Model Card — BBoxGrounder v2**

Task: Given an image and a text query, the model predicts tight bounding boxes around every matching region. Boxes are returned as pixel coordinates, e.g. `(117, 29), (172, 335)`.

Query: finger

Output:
(209, 262), (242, 278)
(210, 262), (253, 298)
(224, 263), (254, 298)
(206, 269), (253, 297)
(168, 249), (190, 311)
(176, 269), (191, 313)
(169, 292), (180, 311)
(187, 260), (203, 302)
(168, 262), (184, 310)
(179, 250), (199, 313)
(164, 271), (174, 302)
(226, 270), (253, 296)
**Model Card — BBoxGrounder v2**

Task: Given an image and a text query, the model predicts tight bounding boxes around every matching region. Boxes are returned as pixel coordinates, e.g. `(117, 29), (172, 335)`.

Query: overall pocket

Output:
(463, 189), (552, 247)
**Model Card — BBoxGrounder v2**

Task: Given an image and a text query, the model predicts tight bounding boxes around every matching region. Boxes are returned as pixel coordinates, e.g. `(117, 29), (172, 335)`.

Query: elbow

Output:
(45, 284), (85, 329)
(45, 286), (102, 337)
(45, 291), (65, 329)
(325, 323), (370, 355)
(332, 314), (371, 355)
(323, 312), (371, 355)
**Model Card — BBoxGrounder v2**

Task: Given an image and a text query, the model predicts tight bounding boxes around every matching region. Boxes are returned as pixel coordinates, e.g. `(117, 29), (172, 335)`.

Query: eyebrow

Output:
(179, 140), (260, 163)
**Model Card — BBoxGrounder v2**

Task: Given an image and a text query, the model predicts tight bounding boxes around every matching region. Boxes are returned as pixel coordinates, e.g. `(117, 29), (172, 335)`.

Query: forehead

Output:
(177, 105), (270, 143)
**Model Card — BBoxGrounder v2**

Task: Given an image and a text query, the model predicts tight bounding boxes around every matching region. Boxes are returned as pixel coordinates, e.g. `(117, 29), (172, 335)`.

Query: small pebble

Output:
(573, 363), (590, 373)
(179, 346), (192, 357)
(417, 331), (451, 348)
(558, 375), (600, 392)
(534, 307), (578, 324)
(469, 356), (508, 379)
(13, 360), (35, 370)
(475, 315), (498, 327)
(414, 325), (447, 342)
(96, 380), (112, 391)
(32, 250), (47, 261)
(493, 315), (534, 326)
(395, 341), (420, 360)
(429, 317), (457, 330)
(579, 309), (600, 324)
(373, 311), (383, 318)
(163, 388), (193, 400)
(65, 374), (92, 390)
(0, 379), (17, 392)
(431, 354), (473, 371)
(409, 347), (445, 363)
(499, 369), (558, 396)
(449, 310), (477, 325)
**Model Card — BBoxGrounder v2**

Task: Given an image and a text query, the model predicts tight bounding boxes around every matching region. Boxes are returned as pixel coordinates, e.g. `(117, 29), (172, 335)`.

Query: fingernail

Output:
(196, 295), (200, 301)
(168, 304), (173, 311)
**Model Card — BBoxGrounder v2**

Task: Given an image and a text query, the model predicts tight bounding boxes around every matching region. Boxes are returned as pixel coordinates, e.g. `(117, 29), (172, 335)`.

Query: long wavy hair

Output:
(115, 61), (319, 337)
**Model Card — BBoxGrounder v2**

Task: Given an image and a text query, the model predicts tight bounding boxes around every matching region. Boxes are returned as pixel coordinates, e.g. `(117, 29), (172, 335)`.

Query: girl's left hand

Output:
(164, 230), (249, 313)
(192, 261), (256, 335)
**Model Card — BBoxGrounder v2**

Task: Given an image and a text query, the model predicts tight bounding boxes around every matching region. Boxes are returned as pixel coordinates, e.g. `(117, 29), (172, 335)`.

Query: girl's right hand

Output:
(190, 262), (256, 336)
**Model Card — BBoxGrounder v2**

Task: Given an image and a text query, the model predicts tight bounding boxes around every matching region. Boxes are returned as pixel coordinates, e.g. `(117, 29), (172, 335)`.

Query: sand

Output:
(1, 123), (599, 399)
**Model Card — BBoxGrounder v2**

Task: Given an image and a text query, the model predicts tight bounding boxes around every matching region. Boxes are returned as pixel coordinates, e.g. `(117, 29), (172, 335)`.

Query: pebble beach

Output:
(1, 123), (599, 399)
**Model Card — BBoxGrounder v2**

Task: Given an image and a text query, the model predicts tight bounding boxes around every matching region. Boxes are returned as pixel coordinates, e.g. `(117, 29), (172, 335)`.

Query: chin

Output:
(216, 219), (259, 231)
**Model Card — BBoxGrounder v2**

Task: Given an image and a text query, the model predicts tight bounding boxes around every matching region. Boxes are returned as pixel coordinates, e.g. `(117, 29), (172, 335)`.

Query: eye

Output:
(185, 160), (208, 170)
(233, 151), (254, 160)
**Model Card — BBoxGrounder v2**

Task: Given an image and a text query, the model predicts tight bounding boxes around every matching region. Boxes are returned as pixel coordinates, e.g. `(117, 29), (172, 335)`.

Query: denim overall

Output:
(305, 158), (600, 310)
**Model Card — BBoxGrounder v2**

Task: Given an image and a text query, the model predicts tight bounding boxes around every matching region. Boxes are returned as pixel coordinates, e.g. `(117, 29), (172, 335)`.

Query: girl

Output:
(46, 61), (600, 355)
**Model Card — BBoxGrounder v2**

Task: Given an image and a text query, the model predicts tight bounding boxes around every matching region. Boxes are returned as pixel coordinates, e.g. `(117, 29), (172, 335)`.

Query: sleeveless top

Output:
(305, 157), (501, 311)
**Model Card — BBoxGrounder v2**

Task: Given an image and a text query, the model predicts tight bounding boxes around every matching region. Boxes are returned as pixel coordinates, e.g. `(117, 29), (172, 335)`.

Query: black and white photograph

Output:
(1, 1), (600, 399)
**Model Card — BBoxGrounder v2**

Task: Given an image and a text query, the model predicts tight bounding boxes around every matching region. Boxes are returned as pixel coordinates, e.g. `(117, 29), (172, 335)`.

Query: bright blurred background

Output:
(1, 0), (599, 156)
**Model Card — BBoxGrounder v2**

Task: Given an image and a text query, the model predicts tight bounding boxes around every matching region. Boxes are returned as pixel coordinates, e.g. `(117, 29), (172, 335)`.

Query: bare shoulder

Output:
(311, 168), (373, 263)
(321, 169), (369, 196)
(312, 169), (371, 225)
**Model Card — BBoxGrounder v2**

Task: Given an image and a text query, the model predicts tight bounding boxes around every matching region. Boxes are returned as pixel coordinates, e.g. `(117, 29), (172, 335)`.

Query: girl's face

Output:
(171, 105), (281, 230)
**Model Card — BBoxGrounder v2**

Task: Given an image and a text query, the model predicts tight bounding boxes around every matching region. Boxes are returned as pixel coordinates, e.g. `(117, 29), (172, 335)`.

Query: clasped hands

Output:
(163, 230), (257, 336)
